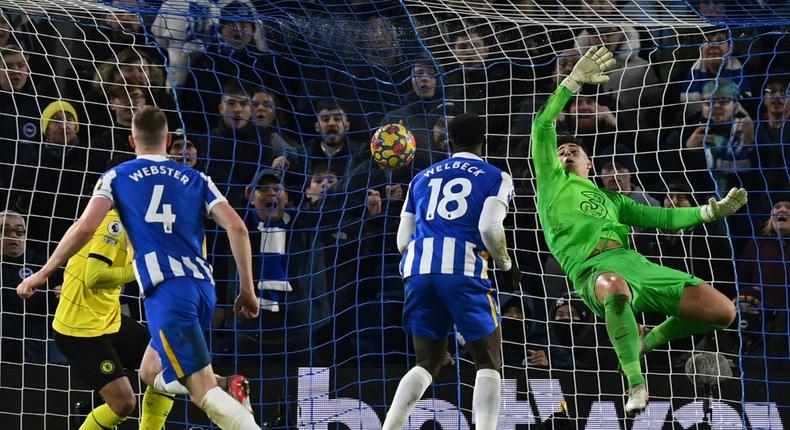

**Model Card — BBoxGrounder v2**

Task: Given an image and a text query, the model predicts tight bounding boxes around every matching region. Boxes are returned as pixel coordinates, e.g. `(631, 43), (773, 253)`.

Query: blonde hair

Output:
(762, 200), (790, 236)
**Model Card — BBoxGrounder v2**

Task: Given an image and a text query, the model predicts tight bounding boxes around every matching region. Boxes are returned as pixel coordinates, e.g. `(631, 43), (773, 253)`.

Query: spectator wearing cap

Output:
(636, 184), (735, 297)
(168, 130), (201, 170)
(737, 199), (789, 366)
(681, 30), (752, 119)
(0, 210), (63, 364)
(664, 79), (755, 193)
(692, 79), (755, 191)
(600, 161), (660, 207)
(243, 169), (292, 314)
(547, 292), (617, 370)
(13, 101), (103, 237)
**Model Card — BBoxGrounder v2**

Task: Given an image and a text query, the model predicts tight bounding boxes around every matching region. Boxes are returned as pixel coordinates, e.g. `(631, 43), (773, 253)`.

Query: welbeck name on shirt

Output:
(128, 165), (190, 185)
(423, 161), (485, 178)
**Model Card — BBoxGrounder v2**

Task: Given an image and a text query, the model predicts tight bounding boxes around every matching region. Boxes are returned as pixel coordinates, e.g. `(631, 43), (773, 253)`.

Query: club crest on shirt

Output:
(107, 221), (122, 237)
(18, 267), (34, 280)
(579, 190), (608, 218)
(100, 360), (115, 374)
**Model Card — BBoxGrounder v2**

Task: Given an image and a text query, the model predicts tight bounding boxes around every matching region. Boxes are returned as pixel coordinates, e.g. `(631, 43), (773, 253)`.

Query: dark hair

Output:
(222, 80), (250, 98)
(556, 134), (581, 146)
(448, 112), (485, 152)
(314, 99), (344, 115)
(132, 106), (168, 146)
(310, 162), (337, 176)
(601, 161), (630, 173)
(105, 153), (135, 170)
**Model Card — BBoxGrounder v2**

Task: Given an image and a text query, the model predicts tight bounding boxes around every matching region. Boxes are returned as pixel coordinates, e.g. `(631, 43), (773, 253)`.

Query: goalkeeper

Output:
(531, 46), (744, 416)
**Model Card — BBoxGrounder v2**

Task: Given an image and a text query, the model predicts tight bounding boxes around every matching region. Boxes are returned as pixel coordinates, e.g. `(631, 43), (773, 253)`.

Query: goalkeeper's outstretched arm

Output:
(532, 46), (616, 179)
(618, 187), (748, 230)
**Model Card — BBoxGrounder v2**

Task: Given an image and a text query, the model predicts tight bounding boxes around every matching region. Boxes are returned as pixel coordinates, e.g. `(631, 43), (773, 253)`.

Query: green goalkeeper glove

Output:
(700, 187), (748, 222)
(561, 46), (616, 93)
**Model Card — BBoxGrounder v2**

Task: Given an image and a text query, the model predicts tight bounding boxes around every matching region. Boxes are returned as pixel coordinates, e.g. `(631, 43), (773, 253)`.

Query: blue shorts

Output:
(403, 274), (500, 343)
(144, 278), (216, 383)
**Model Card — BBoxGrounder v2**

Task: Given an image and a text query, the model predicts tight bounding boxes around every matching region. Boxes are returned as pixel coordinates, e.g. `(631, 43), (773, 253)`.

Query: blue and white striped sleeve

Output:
(202, 173), (228, 217)
(488, 171), (514, 207)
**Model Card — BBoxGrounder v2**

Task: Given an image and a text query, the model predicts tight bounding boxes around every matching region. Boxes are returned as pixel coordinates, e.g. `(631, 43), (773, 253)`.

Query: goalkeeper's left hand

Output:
(701, 187), (748, 222)
(561, 46), (616, 93)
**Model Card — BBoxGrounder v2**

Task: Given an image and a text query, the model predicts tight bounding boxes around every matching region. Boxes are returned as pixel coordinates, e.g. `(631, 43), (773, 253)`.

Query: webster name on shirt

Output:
(129, 165), (190, 185)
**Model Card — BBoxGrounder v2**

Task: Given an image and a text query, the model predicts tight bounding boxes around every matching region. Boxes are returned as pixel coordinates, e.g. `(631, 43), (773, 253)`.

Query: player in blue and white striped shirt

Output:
(18, 106), (261, 430)
(382, 113), (521, 430)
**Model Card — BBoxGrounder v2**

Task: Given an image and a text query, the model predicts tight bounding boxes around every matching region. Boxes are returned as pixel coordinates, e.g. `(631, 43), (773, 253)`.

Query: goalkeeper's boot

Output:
(625, 384), (649, 417)
(226, 374), (253, 413)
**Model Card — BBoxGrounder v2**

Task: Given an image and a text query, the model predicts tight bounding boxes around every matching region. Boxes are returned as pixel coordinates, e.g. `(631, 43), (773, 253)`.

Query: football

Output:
(370, 123), (416, 169)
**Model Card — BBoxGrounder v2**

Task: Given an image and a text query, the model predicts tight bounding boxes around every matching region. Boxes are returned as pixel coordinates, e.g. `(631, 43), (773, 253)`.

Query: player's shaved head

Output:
(448, 112), (484, 154)
(131, 106), (168, 149)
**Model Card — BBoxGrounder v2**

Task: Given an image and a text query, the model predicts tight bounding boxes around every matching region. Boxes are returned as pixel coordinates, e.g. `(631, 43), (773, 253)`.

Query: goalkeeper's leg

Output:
(595, 273), (644, 389)
(595, 273), (648, 416)
(644, 283), (736, 352)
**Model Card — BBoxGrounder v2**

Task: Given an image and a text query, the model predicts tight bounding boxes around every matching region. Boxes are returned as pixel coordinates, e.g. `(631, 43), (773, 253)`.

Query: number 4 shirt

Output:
(93, 155), (227, 293)
(399, 152), (513, 279)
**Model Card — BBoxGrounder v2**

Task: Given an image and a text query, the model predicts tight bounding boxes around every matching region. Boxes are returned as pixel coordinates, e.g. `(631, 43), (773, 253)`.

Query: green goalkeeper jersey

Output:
(531, 85), (706, 280)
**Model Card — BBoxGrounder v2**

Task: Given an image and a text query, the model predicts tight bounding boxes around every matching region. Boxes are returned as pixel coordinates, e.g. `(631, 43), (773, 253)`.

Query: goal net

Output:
(0, 0), (787, 428)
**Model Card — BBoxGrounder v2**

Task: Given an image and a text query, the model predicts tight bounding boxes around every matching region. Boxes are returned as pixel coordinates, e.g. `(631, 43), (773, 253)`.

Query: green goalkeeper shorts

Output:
(571, 248), (705, 318)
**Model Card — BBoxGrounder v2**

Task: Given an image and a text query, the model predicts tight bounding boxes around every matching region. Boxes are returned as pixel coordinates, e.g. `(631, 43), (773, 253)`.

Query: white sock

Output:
(382, 366), (433, 430)
(153, 371), (190, 395)
(473, 369), (501, 430)
(201, 386), (259, 430)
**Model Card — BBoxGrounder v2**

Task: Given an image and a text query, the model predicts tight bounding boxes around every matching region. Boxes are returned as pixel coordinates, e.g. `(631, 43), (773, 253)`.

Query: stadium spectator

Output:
(200, 80), (283, 205)
(600, 161), (659, 207)
(755, 79), (790, 207)
(737, 200), (789, 365)
(172, 2), (297, 135)
(547, 292), (617, 370)
(444, 26), (517, 156)
(82, 4), (159, 67)
(381, 59), (441, 150)
(636, 184), (734, 298)
(252, 87), (297, 165)
(0, 210), (63, 364)
(0, 45), (45, 144)
(283, 100), (367, 192)
(0, 12), (12, 48)
(93, 85), (149, 157)
(689, 79), (755, 191)
(575, 26), (662, 127)
(561, 86), (639, 156)
(512, 48), (580, 139)
(681, 30), (752, 118)
(168, 129), (200, 170)
(14, 100), (106, 245)
(88, 48), (174, 128)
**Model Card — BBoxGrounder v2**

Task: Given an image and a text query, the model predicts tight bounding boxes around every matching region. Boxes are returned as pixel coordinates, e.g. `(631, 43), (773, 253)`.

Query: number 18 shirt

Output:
(93, 155), (227, 293)
(400, 152), (513, 279)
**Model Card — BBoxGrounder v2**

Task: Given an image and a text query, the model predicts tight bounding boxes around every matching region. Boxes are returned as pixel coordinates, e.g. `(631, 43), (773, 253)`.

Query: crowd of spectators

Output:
(0, 0), (788, 388)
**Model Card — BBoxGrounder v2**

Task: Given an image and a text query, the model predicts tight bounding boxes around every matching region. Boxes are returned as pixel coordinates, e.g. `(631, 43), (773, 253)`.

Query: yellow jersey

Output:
(53, 210), (133, 337)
